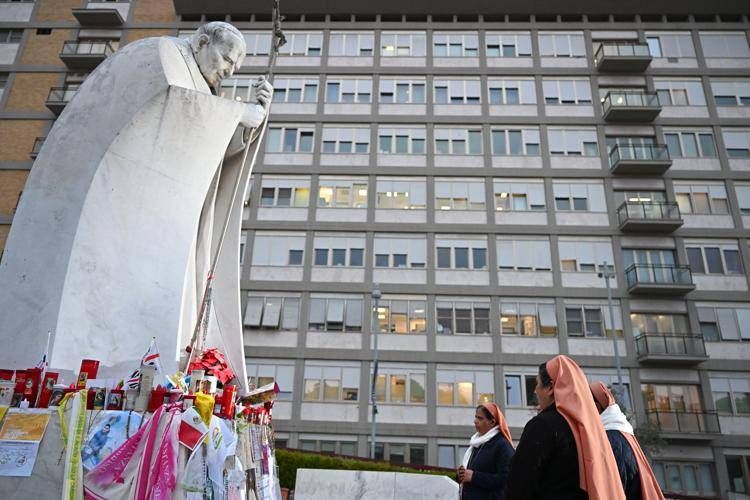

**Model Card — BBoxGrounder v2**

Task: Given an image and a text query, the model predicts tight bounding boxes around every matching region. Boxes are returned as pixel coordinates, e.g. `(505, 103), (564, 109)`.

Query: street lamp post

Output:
(370, 286), (382, 459)
(598, 261), (626, 409)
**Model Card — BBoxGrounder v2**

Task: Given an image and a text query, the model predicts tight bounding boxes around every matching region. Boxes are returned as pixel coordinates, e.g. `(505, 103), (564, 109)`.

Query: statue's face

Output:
(194, 31), (245, 87)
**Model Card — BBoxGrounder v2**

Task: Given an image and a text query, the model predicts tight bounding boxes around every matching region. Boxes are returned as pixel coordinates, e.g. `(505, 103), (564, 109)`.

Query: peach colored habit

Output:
(546, 356), (625, 500)
(590, 382), (665, 500)
(482, 402), (513, 446)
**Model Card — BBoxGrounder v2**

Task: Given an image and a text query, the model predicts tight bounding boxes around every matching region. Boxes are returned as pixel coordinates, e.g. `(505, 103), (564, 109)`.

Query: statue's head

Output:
(190, 22), (246, 87)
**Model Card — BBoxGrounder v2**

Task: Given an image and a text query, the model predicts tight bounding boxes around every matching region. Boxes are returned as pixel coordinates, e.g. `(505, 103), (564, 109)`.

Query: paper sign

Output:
(0, 409), (50, 441)
(0, 440), (40, 477)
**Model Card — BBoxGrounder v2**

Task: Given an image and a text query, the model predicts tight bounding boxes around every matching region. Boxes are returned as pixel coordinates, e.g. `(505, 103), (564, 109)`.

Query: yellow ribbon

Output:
(61, 390), (87, 500)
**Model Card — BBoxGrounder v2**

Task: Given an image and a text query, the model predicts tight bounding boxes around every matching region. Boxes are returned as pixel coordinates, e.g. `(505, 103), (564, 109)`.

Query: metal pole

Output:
(370, 286), (381, 459)
(599, 261), (626, 409)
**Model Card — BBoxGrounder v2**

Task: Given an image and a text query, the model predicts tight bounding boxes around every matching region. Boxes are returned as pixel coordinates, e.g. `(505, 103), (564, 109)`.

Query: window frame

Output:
(436, 299), (491, 335)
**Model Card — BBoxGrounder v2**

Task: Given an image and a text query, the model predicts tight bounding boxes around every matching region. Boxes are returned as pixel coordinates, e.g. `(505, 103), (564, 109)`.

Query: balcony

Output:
(60, 40), (115, 70)
(30, 137), (45, 159)
(594, 42), (652, 72)
(617, 202), (683, 233)
(602, 91), (661, 122)
(45, 86), (78, 115)
(646, 409), (720, 438)
(625, 264), (695, 295)
(609, 144), (672, 175)
(634, 333), (708, 364)
(72, 8), (124, 26)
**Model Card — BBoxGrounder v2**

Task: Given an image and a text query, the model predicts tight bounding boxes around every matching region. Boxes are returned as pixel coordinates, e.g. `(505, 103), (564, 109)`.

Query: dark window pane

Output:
(572, 198), (588, 211)
(437, 307), (454, 335)
(261, 187), (275, 206)
(375, 254), (389, 267)
(686, 248), (705, 274)
(454, 248), (469, 268)
(705, 247), (724, 274)
(393, 254), (407, 267)
(288, 249), (303, 265)
(437, 247), (451, 268)
(472, 248), (487, 269)
(332, 249), (346, 266)
(474, 307), (490, 333)
(525, 376), (538, 406)
(314, 248), (329, 266)
(277, 188), (292, 206)
(724, 249), (742, 274)
(350, 248), (364, 267)
(455, 307), (472, 333)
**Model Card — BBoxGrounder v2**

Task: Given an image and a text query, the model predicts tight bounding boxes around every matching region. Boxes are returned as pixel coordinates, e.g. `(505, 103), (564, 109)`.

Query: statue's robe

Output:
(0, 36), (260, 386)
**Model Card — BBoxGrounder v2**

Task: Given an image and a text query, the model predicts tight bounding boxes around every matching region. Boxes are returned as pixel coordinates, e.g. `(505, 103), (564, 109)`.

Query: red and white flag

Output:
(141, 338), (162, 374)
(179, 408), (208, 450)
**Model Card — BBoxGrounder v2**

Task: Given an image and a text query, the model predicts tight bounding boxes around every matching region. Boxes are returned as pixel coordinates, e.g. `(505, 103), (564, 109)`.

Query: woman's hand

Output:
(462, 468), (474, 484)
(457, 465), (465, 483)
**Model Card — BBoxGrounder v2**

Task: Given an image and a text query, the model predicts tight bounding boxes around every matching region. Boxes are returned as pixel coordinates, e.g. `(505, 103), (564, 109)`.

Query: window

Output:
(583, 372), (632, 409)
(686, 242), (743, 275)
(548, 128), (599, 156)
(376, 178), (426, 210)
(491, 128), (540, 156)
(329, 32), (374, 56)
(266, 126), (314, 153)
(433, 32), (478, 57)
(379, 78), (426, 104)
(722, 129), (750, 158)
(242, 32), (272, 56)
(376, 297), (427, 334)
(630, 313), (688, 335)
(645, 32), (696, 58)
(494, 180), (546, 211)
(312, 234), (365, 267)
(437, 368), (494, 405)
(539, 32), (586, 58)
(726, 456), (750, 495)
(559, 238), (615, 273)
(438, 444), (469, 469)
(321, 126), (370, 154)
(711, 377), (750, 415)
(436, 299), (490, 335)
(500, 300), (557, 336)
(505, 373), (541, 407)
(674, 183), (728, 215)
(434, 179), (485, 210)
(663, 130), (717, 158)
(736, 184), (750, 214)
(434, 79), (480, 104)
(374, 365), (426, 404)
(300, 438), (357, 455)
(565, 303), (623, 337)
(487, 79), (536, 105)
(378, 127), (426, 154)
(654, 79), (706, 106)
(251, 233), (305, 266)
(278, 32), (322, 56)
(303, 363), (359, 401)
(260, 176), (310, 207)
(697, 306), (750, 341)
(699, 32), (750, 58)
(244, 295), (300, 331)
(486, 32), (532, 58)
(269, 77), (318, 103)
(652, 462), (715, 497)
(711, 80), (750, 106)
(553, 182), (606, 212)
(308, 297), (363, 332)
(246, 360), (294, 399)
(642, 383), (704, 415)
(325, 78), (372, 103)
(436, 236), (488, 270)
(381, 32), (426, 57)
(543, 79), (592, 105)
(317, 177), (367, 208)
(497, 237), (552, 272)
(373, 234), (426, 268)
(0, 29), (22, 44)
(435, 128), (483, 155)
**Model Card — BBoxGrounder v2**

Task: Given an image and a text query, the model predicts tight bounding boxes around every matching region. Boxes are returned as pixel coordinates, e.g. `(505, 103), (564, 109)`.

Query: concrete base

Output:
(294, 468), (459, 500)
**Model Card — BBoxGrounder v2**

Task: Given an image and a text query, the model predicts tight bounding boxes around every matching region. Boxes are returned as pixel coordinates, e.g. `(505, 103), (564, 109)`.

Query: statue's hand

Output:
(252, 77), (274, 111)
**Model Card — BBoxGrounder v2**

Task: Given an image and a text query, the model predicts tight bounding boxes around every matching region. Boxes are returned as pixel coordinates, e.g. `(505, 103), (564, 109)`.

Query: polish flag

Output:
(179, 408), (208, 450)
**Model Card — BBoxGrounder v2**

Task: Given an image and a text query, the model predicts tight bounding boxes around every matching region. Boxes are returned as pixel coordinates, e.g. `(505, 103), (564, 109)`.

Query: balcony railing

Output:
(625, 264), (695, 295)
(60, 40), (115, 69)
(45, 86), (78, 114)
(609, 143), (670, 165)
(595, 42), (652, 72)
(646, 409), (720, 434)
(30, 137), (45, 159)
(616, 201), (683, 232)
(602, 91), (661, 121)
(634, 333), (708, 362)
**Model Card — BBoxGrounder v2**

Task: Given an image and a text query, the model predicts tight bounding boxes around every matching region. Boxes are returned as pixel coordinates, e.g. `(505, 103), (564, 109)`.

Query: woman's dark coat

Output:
(461, 431), (515, 500)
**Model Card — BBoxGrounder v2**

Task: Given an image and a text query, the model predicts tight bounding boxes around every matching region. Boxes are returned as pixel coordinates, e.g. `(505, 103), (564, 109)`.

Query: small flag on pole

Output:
(142, 337), (162, 374)
(126, 370), (141, 389)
